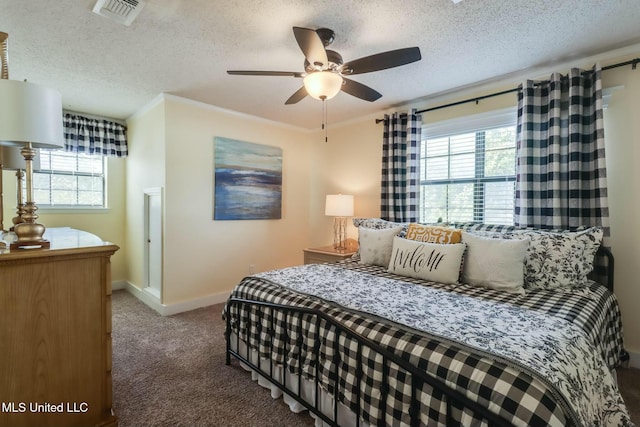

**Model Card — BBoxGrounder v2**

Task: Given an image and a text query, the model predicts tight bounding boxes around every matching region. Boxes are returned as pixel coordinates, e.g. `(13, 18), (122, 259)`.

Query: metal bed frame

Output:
(593, 245), (614, 292)
(225, 246), (619, 427)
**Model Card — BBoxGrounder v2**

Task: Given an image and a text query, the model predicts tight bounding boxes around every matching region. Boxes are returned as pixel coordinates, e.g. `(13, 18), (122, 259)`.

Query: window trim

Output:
(37, 207), (112, 214)
(422, 107), (517, 139)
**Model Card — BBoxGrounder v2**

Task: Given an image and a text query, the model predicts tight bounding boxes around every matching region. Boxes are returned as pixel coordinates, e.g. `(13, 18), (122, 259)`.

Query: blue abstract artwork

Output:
(214, 137), (282, 220)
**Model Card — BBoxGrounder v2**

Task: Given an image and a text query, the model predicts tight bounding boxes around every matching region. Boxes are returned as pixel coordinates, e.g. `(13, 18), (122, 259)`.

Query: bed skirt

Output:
(232, 332), (371, 427)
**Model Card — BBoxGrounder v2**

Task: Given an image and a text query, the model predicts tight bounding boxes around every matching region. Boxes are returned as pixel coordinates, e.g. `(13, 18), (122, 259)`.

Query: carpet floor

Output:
(111, 290), (640, 427)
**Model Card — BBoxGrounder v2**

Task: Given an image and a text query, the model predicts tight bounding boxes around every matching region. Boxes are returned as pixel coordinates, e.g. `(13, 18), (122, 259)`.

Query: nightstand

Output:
(304, 244), (357, 264)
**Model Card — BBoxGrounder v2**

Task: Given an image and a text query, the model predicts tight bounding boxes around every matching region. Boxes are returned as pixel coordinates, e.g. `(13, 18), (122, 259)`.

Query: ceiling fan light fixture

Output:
(303, 71), (343, 100)
(227, 27), (421, 105)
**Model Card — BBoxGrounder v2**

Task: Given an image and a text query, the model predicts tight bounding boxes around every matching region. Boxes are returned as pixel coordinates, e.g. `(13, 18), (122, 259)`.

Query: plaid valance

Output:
(63, 113), (128, 157)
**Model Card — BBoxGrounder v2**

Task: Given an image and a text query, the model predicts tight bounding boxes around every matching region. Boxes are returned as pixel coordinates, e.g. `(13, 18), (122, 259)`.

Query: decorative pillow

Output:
(461, 232), (528, 294)
(451, 222), (520, 233)
(352, 218), (409, 237)
(352, 218), (411, 260)
(387, 237), (466, 284)
(505, 227), (603, 290)
(572, 227), (604, 271)
(406, 224), (462, 244)
(358, 226), (403, 267)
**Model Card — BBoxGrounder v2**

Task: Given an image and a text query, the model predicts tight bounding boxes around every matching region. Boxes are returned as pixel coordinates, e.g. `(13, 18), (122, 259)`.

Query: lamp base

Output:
(333, 216), (348, 250)
(11, 221), (50, 250)
(10, 239), (50, 250)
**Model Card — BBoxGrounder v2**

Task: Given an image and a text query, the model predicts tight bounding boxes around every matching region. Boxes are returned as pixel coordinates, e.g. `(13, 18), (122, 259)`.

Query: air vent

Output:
(92, 0), (146, 26)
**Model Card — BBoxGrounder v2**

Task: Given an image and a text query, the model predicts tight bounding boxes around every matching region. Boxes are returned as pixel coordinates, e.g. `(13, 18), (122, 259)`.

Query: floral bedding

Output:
(226, 259), (633, 426)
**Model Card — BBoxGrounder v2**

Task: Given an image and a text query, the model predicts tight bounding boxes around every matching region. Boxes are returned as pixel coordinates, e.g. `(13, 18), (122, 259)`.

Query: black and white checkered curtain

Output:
(514, 65), (609, 236)
(380, 109), (421, 222)
(63, 113), (128, 157)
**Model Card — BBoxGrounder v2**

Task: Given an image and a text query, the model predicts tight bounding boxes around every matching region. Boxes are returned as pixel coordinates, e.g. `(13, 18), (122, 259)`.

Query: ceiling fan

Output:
(227, 27), (422, 105)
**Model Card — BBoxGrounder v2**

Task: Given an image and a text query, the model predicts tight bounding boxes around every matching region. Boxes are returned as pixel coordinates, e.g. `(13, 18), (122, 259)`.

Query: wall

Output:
(125, 99), (166, 299)
(599, 55), (640, 365)
(125, 95), (313, 309)
(311, 53), (640, 365)
(308, 117), (383, 246)
(1, 155), (128, 282)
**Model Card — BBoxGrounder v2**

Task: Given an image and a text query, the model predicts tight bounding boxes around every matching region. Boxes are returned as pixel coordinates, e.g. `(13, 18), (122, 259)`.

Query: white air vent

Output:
(93, 0), (146, 26)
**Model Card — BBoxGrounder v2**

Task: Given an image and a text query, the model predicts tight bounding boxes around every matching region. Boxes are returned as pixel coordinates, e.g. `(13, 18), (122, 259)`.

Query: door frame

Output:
(143, 187), (163, 302)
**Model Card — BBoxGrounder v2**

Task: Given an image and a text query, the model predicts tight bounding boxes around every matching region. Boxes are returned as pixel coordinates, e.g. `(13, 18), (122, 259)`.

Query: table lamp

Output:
(325, 194), (354, 250)
(0, 79), (64, 249)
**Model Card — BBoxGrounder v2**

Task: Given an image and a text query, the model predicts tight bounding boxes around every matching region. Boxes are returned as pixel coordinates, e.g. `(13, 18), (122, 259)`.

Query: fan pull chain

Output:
(322, 98), (328, 142)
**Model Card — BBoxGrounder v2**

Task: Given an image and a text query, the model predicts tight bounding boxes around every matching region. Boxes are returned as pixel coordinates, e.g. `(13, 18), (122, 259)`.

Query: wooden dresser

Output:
(0, 228), (119, 427)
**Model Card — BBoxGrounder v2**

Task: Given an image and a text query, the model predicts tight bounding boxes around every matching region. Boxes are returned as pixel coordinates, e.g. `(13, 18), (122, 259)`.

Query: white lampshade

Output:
(303, 71), (343, 100)
(325, 194), (354, 217)
(0, 79), (64, 149)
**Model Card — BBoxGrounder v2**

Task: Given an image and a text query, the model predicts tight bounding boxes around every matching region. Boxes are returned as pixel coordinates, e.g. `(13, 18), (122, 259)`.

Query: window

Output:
(419, 109), (516, 224)
(31, 149), (106, 208)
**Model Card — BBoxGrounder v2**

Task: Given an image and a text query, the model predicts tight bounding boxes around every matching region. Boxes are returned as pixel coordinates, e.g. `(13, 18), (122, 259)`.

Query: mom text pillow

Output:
(387, 237), (465, 284)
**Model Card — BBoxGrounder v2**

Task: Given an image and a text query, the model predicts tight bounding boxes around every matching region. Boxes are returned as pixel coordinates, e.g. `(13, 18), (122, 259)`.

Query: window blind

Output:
(419, 112), (516, 224)
(32, 149), (105, 207)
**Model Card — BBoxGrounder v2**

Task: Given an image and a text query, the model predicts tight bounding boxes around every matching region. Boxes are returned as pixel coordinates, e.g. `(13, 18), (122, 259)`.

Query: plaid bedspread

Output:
(225, 260), (632, 427)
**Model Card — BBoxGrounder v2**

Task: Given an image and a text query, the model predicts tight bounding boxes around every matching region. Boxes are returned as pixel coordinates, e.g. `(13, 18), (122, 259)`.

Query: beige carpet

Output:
(111, 290), (314, 427)
(111, 290), (639, 426)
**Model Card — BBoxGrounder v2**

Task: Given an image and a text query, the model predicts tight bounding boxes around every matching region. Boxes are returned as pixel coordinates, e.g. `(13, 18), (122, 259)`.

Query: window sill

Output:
(37, 207), (111, 214)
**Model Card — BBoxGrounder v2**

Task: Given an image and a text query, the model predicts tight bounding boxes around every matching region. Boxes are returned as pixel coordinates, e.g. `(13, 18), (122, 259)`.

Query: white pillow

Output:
(387, 237), (466, 284)
(461, 231), (529, 294)
(358, 226), (403, 267)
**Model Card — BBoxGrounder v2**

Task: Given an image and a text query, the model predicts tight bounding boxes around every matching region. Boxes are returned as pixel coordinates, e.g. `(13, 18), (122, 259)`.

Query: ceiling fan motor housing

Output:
(305, 50), (343, 73)
(315, 28), (335, 47)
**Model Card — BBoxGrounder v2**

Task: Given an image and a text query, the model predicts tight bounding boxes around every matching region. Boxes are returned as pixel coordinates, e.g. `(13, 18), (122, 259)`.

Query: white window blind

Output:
(32, 150), (106, 208)
(419, 108), (517, 224)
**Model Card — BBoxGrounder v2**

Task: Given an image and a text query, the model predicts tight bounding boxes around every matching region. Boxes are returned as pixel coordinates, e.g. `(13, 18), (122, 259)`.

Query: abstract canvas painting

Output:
(214, 137), (282, 220)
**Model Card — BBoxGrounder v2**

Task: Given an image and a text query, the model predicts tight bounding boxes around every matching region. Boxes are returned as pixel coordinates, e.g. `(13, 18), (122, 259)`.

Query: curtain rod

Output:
(63, 109), (127, 126)
(375, 57), (639, 123)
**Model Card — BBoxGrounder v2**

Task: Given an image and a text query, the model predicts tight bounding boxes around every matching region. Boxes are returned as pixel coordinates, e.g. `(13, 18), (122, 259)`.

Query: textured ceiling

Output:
(2, 0), (640, 130)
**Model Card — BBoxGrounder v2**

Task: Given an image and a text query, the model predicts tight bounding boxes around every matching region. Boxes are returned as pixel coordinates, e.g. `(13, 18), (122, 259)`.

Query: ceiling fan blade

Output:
(341, 47), (421, 75)
(341, 78), (382, 102)
(227, 70), (304, 77)
(285, 86), (308, 105)
(293, 27), (328, 69)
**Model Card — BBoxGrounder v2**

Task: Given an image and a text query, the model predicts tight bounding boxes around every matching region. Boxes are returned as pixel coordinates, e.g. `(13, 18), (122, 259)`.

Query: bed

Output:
(224, 219), (634, 427)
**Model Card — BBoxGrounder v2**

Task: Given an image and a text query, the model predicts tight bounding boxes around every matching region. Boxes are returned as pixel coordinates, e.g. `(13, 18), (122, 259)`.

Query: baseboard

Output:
(627, 349), (640, 369)
(112, 280), (127, 291)
(158, 290), (230, 316)
(115, 281), (230, 316)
